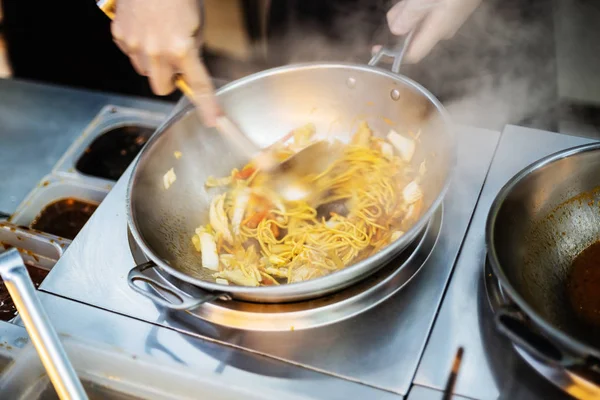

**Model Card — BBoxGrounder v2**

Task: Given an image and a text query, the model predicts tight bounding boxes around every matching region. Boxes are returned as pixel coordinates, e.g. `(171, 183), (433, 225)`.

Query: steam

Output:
(227, 0), (557, 132)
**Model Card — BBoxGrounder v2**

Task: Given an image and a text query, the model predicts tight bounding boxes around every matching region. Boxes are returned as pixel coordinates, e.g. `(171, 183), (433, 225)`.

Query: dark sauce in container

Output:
(0, 263), (49, 321)
(31, 198), (98, 240)
(76, 125), (155, 181)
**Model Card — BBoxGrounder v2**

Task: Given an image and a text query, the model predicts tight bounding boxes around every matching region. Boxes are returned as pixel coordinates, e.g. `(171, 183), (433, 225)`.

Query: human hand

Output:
(385, 0), (482, 63)
(110, 0), (220, 126)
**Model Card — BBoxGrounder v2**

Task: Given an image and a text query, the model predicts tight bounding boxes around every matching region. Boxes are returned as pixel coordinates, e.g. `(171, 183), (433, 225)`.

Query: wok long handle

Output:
(128, 262), (230, 310)
(0, 249), (88, 400)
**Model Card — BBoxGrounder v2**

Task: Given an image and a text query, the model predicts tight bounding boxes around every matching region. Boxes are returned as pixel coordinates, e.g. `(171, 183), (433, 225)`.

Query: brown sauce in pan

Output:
(567, 241), (600, 327)
(31, 198), (98, 240)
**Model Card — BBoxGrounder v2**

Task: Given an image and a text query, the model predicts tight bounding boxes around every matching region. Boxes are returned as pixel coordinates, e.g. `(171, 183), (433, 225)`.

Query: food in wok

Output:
(191, 122), (425, 287)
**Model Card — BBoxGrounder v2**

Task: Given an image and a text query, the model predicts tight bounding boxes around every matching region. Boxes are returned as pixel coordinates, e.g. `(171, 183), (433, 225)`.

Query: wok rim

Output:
(486, 141), (600, 359)
(126, 61), (456, 299)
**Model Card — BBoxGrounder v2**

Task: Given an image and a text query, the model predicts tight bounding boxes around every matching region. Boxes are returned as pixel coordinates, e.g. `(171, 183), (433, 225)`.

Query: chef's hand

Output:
(385, 0), (481, 63)
(111, 0), (220, 126)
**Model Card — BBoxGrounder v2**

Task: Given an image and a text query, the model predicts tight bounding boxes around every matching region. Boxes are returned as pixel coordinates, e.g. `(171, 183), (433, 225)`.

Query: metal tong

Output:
(0, 249), (88, 400)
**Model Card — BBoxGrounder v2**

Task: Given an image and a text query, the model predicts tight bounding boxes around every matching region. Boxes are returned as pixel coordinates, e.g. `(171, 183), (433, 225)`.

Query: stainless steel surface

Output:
(52, 105), (165, 186)
(10, 174), (109, 232)
(0, 249), (87, 400)
(42, 125), (497, 395)
(0, 321), (305, 400)
(488, 142), (600, 359)
(485, 260), (600, 399)
(0, 79), (172, 215)
(128, 206), (441, 331)
(33, 291), (402, 400)
(126, 63), (455, 303)
(415, 125), (595, 399)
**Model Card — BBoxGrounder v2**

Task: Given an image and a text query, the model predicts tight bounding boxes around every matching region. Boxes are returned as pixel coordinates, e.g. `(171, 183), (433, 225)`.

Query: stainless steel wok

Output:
(487, 143), (600, 379)
(125, 54), (455, 308)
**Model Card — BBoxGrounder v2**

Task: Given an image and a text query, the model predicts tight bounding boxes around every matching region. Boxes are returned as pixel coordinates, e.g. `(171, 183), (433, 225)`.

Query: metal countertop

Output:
(39, 118), (500, 397)
(3, 78), (597, 398)
(31, 292), (398, 400)
(0, 78), (173, 214)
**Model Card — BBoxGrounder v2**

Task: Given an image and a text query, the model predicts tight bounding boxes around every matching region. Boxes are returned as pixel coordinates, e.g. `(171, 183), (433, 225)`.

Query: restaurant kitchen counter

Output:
(2, 77), (599, 398)
(0, 78), (173, 215)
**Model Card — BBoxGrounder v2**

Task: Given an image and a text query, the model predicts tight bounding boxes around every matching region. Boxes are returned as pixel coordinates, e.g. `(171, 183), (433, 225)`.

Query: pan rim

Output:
(486, 141), (600, 359)
(125, 61), (456, 298)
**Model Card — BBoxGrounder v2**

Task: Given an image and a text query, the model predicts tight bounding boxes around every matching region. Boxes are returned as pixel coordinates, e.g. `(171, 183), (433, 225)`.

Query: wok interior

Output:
(492, 148), (600, 349)
(129, 65), (453, 286)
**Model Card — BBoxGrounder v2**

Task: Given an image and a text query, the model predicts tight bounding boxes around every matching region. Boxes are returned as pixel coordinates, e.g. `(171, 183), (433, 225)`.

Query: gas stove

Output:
(39, 107), (599, 399)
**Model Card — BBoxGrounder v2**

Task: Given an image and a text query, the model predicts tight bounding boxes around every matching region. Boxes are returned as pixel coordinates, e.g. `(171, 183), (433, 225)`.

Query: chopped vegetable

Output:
(209, 194), (233, 243)
(403, 181), (423, 204)
(219, 254), (235, 268)
(191, 234), (201, 252)
(231, 189), (250, 234)
(391, 231), (404, 241)
(387, 129), (415, 162)
(244, 209), (269, 229)
(174, 151), (182, 159)
(216, 278), (229, 285)
(214, 269), (260, 286)
(205, 176), (232, 188)
(234, 165), (256, 180)
(380, 142), (394, 160)
(163, 168), (176, 189)
(265, 267), (288, 277)
(195, 228), (219, 271)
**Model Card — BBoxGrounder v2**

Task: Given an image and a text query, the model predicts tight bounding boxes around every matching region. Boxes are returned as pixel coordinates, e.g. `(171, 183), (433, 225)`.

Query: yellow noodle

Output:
(197, 122), (423, 286)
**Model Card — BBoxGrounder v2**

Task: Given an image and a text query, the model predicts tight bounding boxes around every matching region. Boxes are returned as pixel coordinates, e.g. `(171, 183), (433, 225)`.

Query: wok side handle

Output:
(128, 262), (229, 311)
(368, 29), (415, 74)
(495, 306), (578, 368)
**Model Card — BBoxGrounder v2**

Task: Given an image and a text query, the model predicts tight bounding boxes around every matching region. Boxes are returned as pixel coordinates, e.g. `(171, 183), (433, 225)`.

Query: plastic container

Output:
(0, 223), (68, 321)
(9, 175), (109, 241)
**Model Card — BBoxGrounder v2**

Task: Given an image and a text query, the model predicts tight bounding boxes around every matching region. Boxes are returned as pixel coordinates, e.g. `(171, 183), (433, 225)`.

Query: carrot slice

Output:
(235, 165), (256, 180)
(244, 210), (269, 229)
